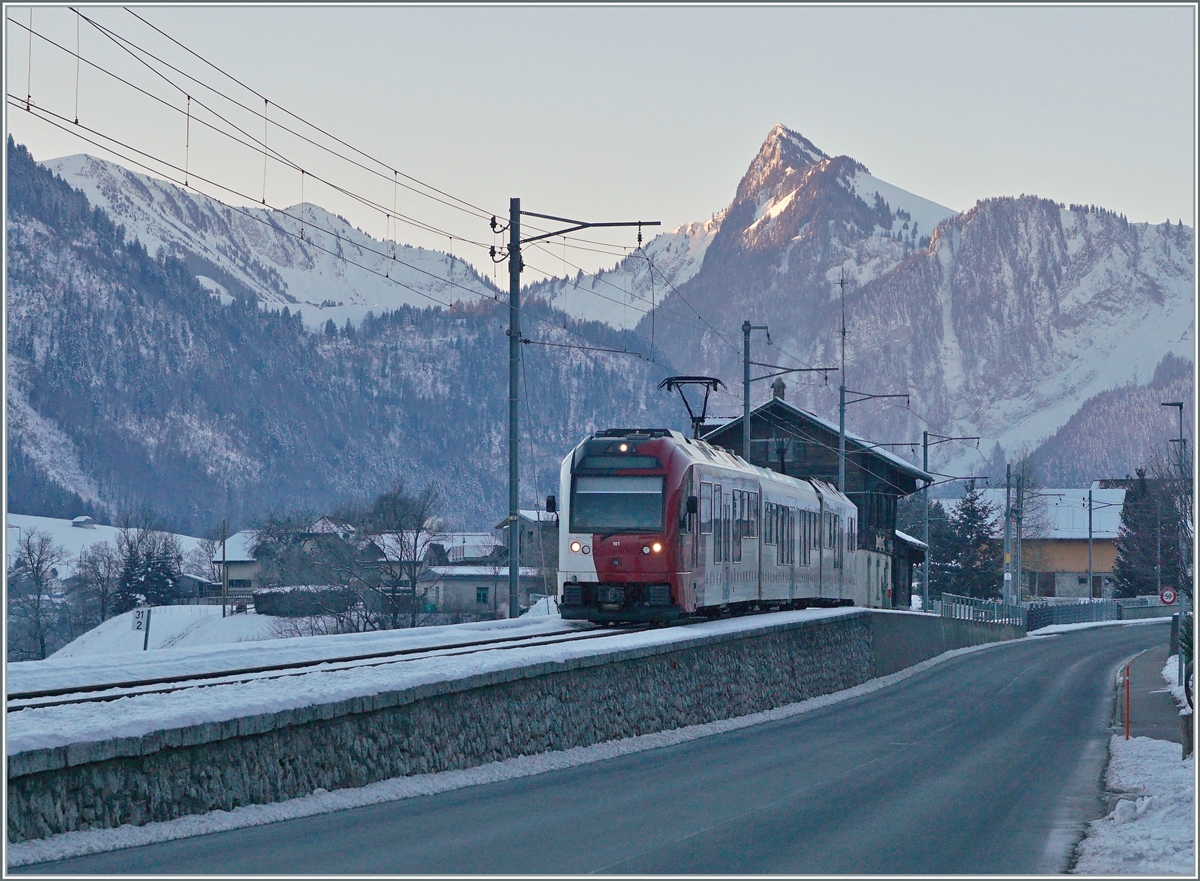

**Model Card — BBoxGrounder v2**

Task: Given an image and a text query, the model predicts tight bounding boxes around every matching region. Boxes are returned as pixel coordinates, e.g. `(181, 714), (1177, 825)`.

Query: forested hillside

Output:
(6, 138), (683, 533)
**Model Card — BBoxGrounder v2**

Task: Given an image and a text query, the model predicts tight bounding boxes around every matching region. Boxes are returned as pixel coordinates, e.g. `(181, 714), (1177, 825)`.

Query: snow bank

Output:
(1072, 651), (1195, 875)
(1071, 736), (1194, 875)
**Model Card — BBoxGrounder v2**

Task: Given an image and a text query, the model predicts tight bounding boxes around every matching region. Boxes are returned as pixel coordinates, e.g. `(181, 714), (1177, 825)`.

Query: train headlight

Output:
(642, 546), (650, 555)
(652, 542), (663, 553)
(570, 541), (582, 554)
(582, 545), (591, 555)
(619, 443), (629, 452)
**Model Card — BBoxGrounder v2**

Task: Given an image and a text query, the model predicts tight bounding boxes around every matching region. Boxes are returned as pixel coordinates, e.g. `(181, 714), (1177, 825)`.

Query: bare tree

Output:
(182, 532), (223, 583)
(361, 483), (442, 629)
(7, 529), (68, 660)
(75, 541), (122, 625)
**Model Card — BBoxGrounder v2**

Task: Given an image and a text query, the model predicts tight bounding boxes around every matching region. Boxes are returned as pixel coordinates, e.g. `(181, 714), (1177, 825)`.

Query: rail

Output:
(939, 593), (1027, 627)
(7, 626), (642, 713)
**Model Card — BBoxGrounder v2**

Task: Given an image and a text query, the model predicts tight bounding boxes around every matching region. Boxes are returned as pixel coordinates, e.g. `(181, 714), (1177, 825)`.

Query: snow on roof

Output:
(946, 488), (1126, 540)
(894, 529), (928, 550)
(211, 529), (257, 563)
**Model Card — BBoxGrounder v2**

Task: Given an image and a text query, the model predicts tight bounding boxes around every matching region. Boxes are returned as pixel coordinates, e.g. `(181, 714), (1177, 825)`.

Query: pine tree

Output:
(1113, 468), (1182, 599)
(947, 480), (1002, 599)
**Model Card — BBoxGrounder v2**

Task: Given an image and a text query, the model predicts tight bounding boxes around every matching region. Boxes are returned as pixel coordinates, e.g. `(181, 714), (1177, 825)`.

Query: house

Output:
(71, 516), (96, 529)
(426, 565), (542, 617)
(949, 485), (1126, 599)
(176, 573), (221, 602)
(210, 529), (261, 594)
(700, 396), (932, 608)
(494, 509), (559, 597)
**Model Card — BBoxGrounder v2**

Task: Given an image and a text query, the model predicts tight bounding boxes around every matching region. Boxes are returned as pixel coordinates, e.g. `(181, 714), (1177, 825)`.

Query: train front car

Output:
(558, 429), (694, 624)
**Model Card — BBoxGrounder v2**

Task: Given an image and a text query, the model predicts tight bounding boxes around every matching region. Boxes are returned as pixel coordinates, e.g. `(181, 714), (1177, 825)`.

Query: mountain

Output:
(41, 153), (500, 331)
(536, 124), (1194, 483)
(6, 139), (683, 533)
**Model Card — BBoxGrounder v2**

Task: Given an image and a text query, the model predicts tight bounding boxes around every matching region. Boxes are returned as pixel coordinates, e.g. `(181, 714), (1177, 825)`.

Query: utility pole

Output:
(1088, 487), (1094, 599)
(742, 321), (768, 461)
(835, 272), (908, 493)
(1161, 401), (1189, 686)
(492, 205), (657, 619)
(1004, 464), (1012, 604)
(1014, 474), (1024, 598)
(920, 431), (979, 613)
(740, 320), (833, 462)
(221, 518), (228, 619)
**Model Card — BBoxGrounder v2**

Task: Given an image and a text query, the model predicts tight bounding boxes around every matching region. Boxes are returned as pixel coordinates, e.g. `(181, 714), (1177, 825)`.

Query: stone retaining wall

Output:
(7, 610), (1021, 843)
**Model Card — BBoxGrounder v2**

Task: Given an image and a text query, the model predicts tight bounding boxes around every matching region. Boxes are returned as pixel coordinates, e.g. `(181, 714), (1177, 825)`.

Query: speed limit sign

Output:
(1160, 587), (1178, 605)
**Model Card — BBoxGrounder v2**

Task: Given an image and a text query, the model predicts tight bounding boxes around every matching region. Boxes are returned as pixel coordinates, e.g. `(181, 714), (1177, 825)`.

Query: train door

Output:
(721, 488), (732, 602)
(697, 476), (714, 609)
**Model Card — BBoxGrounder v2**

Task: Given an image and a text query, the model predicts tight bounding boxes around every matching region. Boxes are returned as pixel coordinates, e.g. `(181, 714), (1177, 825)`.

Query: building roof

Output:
(703, 398), (934, 486)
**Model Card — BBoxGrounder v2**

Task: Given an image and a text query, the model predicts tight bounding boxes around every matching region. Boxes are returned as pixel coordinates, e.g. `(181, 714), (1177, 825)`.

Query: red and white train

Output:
(557, 428), (867, 624)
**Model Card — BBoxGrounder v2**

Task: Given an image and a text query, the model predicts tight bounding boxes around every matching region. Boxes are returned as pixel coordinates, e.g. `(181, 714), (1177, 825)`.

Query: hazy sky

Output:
(4, 3), (1196, 280)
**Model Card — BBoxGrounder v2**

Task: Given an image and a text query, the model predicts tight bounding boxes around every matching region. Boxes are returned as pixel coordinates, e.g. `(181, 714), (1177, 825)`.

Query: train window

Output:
(748, 492), (759, 538)
(570, 475), (664, 533)
(700, 482), (713, 535)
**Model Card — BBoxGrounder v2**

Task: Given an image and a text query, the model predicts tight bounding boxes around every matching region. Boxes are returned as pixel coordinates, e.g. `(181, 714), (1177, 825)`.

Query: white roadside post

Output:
(132, 606), (152, 651)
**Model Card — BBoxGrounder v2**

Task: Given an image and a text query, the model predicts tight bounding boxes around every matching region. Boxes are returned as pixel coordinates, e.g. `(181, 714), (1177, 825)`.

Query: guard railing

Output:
(939, 593), (1027, 627)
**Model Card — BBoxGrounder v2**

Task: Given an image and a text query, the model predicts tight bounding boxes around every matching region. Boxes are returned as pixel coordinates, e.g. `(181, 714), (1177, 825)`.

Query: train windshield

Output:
(570, 475), (664, 533)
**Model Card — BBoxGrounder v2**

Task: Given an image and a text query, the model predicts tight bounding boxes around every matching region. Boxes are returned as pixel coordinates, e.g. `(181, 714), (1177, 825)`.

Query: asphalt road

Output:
(20, 621), (1168, 875)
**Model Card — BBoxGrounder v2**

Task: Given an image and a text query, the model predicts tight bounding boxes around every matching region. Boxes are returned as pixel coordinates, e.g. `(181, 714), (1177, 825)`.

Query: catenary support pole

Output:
(1004, 464), (1012, 604)
(1088, 488), (1094, 599)
(221, 518), (227, 619)
(508, 197), (521, 619)
(743, 321), (751, 461)
(922, 431), (929, 613)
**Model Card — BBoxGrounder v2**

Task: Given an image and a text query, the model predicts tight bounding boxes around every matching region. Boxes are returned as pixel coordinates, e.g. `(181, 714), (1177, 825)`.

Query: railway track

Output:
(7, 625), (647, 713)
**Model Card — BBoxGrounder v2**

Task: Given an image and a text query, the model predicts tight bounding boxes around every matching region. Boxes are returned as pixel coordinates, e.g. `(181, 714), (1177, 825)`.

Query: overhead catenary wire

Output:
(16, 10), (669, 273)
(92, 6), (644, 254)
(16, 13), (495, 251)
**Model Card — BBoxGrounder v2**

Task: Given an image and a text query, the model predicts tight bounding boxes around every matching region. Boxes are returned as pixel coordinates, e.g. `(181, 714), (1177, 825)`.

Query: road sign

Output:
(1160, 587), (1178, 605)
(131, 608), (149, 630)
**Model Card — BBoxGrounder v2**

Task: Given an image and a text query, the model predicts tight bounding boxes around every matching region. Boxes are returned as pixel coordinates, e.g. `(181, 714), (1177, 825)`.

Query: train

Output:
(557, 427), (887, 625)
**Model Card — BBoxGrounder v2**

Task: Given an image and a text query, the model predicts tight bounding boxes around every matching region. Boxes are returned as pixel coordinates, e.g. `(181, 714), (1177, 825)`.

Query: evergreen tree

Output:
(1112, 468), (1182, 599)
(947, 481), (1002, 599)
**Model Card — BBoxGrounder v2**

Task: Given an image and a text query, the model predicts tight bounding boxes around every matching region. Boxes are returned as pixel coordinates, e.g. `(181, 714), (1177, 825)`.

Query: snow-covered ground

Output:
(1071, 655), (1194, 875)
(6, 607), (858, 755)
(49, 605), (278, 659)
(4, 513), (205, 579)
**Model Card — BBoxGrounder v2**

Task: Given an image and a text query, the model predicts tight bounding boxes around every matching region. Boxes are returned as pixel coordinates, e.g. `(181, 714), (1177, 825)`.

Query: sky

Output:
(3, 3), (1196, 281)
